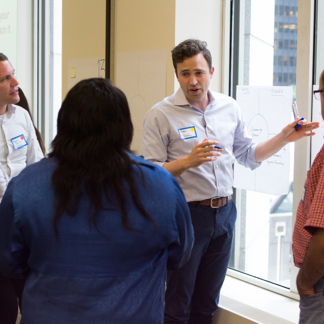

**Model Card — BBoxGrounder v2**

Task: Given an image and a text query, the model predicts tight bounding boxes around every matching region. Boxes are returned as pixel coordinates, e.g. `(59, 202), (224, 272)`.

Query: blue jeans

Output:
(164, 200), (237, 324)
(299, 275), (324, 324)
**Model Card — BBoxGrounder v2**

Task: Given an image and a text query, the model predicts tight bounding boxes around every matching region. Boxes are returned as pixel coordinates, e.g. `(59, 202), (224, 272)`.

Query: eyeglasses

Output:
(313, 89), (324, 100)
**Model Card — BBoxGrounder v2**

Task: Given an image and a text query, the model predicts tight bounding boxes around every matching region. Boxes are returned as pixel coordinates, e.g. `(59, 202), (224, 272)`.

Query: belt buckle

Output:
(210, 196), (221, 208)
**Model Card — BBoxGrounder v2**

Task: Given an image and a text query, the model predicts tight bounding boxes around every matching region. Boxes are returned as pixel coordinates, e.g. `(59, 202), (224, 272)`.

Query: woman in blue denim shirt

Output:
(0, 78), (194, 324)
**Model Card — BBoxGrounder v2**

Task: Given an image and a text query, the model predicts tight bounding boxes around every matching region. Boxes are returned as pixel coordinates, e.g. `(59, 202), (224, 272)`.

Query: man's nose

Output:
(11, 75), (19, 87)
(189, 75), (197, 85)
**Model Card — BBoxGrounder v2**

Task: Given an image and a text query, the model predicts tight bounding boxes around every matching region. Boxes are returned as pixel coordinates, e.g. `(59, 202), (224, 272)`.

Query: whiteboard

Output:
(311, 85), (324, 164)
(233, 86), (293, 195)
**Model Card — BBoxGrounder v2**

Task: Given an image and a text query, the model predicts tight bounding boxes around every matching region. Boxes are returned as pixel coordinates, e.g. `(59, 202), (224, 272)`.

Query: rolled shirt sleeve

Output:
(233, 107), (260, 170)
(141, 109), (169, 168)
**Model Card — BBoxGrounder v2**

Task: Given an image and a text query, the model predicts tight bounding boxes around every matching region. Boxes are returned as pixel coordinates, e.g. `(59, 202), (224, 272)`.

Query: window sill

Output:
(213, 274), (300, 324)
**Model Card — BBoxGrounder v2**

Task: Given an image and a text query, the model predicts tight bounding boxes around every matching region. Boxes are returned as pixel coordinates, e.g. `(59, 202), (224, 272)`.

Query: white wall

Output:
(175, 0), (223, 93)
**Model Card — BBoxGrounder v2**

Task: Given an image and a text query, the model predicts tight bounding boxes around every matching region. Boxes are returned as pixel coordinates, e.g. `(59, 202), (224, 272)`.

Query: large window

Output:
(229, 0), (298, 293)
(315, 0), (324, 83)
(34, 0), (62, 151)
(0, 0), (62, 151)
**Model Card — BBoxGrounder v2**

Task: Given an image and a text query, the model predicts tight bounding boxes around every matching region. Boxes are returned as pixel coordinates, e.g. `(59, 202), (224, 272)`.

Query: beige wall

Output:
(62, 0), (106, 99)
(112, 0), (175, 96)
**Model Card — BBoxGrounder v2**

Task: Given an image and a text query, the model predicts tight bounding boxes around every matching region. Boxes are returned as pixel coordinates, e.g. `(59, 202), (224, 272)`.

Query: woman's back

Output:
(0, 78), (193, 324)
(0, 154), (192, 324)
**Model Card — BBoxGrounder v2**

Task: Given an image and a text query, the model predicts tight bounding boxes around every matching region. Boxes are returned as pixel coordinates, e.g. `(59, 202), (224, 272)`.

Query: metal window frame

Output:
(33, 0), (52, 150)
(227, 0), (317, 299)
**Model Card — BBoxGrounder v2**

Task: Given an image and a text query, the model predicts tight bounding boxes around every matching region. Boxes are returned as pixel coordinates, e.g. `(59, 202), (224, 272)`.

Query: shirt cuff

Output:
(247, 143), (261, 170)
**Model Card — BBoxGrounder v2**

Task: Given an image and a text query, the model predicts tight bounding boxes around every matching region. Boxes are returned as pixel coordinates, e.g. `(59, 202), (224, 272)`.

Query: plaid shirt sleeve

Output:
(305, 161), (324, 232)
(293, 147), (324, 267)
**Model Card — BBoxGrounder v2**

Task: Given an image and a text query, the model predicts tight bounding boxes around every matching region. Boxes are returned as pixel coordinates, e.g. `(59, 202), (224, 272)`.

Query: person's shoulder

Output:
(130, 153), (173, 177)
(211, 91), (238, 105)
(148, 93), (176, 113)
(13, 104), (29, 115)
(130, 154), (182, 200)
(11, 158), (55, 185)
(144, 94), (176, 128)
(12, 104), (33, 123)
(210, 91), (242, 116)
(311, 145), (324, 175)
(131, 153), (162, 169)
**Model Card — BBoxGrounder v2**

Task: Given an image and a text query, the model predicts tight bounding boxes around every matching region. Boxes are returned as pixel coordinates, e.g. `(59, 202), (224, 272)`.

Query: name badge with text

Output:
(178, 126), (197, 140)
(11, 134), (28, 150)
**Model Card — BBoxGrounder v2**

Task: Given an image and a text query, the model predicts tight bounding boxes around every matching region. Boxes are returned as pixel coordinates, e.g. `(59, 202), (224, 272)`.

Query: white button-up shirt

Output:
(0, 104), (44, 200)
(141, 88), (261, 202)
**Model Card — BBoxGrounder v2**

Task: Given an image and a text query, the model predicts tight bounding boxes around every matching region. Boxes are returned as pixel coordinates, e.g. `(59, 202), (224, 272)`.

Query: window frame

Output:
(226, 0), (317, 299)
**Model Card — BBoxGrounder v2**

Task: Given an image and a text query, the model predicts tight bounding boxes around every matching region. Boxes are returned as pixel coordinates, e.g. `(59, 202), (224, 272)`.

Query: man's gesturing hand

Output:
(163, 139), (222, 177)
(184, 139), (222, 169)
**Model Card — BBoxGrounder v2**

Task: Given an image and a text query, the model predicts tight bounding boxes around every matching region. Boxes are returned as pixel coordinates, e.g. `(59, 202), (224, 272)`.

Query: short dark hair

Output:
(0, 53), (8, 61)
(171, 39), (212, 74)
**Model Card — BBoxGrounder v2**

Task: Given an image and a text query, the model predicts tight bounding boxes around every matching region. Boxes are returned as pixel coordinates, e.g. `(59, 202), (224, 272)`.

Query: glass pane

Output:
(230, 0), (298, 289)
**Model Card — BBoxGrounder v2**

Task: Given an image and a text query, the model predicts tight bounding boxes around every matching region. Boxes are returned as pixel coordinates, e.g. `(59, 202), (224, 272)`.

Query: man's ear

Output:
(210, 67), (215, 79)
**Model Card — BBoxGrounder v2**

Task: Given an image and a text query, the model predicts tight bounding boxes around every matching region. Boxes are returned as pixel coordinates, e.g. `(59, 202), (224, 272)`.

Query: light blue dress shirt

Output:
(141, 88), (261, 202)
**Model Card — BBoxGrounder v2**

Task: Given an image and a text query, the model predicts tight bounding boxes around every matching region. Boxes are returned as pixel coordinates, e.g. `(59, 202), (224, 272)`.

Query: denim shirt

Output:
(0, 155), (194, 324)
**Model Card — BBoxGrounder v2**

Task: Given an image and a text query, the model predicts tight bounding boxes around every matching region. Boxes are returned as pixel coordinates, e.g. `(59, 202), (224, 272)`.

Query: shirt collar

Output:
(3, 104), (16, 122)
(174, 87), (190, 106)
(174, 87), (216, 109)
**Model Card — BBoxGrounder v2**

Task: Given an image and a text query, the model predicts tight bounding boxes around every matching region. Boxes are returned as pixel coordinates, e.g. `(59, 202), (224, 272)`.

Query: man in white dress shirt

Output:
(0, 53), (43, 201)
(141, 39), (319, 324)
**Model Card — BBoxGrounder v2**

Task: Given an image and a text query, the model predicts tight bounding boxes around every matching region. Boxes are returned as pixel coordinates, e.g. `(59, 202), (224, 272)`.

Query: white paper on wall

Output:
(233, 86), (293, 195)
(116, 49), (167, 155)
(311, 85), (324, 164)
(67, 58), (105, 92)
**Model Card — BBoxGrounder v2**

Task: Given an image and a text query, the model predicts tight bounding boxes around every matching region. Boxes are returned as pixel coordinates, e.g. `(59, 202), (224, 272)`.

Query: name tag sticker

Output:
(11, 134), (28, 150)
(178, 126), (197, 140)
